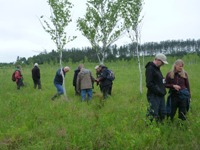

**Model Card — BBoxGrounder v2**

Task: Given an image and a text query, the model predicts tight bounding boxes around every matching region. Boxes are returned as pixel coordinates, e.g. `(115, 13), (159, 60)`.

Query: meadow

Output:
(0, 54), (200, 150)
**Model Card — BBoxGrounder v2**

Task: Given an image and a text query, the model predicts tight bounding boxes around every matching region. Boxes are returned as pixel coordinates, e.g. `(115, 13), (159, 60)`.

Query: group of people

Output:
(145, 53), (191, 122)
(51, 64), (114, 101)
(14, 63), (114, 101)
(72, 64), (114, 101)
(13, 63), (41, 90)
(14, 55), (191, 122)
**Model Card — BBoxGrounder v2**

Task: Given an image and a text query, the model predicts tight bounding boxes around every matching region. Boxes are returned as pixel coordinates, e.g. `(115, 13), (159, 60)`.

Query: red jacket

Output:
(15, 70), (22, 82)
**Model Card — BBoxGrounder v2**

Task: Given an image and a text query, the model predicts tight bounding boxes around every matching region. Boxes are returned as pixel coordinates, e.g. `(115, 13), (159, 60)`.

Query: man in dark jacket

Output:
(32, 63), (41, 89)
(145, 53), (168, 122)
(96, 65), (113, 99)
(73, 64), (84, 95)
(51, 66), (70, 100)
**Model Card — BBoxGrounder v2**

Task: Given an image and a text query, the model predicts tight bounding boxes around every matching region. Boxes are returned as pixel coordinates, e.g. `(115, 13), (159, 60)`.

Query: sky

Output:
(0, 0), (199, 63)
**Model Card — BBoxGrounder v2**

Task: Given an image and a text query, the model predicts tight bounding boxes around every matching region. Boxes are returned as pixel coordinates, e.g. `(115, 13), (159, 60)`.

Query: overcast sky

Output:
(0, 0), (199, 63)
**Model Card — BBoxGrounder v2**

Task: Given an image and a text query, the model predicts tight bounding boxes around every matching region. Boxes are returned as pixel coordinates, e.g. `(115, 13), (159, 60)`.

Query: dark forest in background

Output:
(2, 39), (200, 66)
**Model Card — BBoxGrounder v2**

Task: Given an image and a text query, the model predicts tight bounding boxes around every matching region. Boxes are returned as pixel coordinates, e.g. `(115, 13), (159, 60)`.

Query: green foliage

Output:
(40, 0), (75, 49)
(0, 56), (200, 149)
(77, 0), (129, 63)
(40, 0), (76, 76)
(121, 0), (143, 30)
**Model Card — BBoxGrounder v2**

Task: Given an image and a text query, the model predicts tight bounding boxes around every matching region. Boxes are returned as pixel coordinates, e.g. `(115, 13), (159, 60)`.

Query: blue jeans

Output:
(81, 89), (92, 101)
(54, 83), (64, 95)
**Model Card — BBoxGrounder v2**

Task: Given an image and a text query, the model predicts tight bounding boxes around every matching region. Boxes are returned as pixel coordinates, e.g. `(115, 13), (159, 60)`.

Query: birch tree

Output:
(77, 0), (125, 64)
(40, 0), (76, 100)
(121, 0), (143, 94)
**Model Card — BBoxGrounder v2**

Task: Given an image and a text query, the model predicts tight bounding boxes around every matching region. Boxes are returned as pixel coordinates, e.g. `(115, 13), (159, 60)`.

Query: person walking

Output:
(76, 67), (95, 101)
(145, 53), (168, 123)
(32, 63), (41, 89)
(165, 59), (191, 121)
(73, 64), (84, 95)
(14, 65), (24, 89)
(96, 65), (113, 99)
(51, 66), (70, 100)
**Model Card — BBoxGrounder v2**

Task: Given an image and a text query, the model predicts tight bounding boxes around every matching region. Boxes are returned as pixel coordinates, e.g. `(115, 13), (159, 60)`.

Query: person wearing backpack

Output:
(96, 65), (113, 99)
(14, 65), (24, 89)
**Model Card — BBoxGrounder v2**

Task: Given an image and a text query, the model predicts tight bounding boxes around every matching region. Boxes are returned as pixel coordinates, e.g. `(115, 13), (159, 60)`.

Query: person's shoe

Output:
(51, 93), (58, 100)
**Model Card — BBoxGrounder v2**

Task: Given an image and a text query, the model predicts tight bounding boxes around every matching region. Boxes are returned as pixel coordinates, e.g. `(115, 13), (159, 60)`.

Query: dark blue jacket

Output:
(98, 66), (112, 87)
(54, 68), (66, 85)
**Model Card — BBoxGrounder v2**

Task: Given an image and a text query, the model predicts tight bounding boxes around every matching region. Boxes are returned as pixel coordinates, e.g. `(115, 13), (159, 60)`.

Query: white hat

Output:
(155, 53), (168, 64)
(34, 63), (38, 66)
(95, 65), (99, 69)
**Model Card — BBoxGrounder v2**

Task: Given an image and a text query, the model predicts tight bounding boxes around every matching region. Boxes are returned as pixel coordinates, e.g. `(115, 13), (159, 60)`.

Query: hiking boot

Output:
(51, 93), (58, 100)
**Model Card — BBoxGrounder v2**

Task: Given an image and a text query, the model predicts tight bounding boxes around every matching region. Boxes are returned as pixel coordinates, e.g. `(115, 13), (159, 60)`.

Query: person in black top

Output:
(32, 63), (41, 89)
(73, 64), (84, 95)
(96, 65), (113, 99)
(145, 53), (168, 123)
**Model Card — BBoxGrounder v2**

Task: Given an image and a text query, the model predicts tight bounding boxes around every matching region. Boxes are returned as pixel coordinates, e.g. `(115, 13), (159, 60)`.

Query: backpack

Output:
(12, 71), (16, 81)
(106, 69), (115, 81)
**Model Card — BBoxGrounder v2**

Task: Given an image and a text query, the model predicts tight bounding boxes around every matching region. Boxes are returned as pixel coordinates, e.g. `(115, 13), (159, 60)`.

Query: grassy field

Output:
(0, 55), (200, 150)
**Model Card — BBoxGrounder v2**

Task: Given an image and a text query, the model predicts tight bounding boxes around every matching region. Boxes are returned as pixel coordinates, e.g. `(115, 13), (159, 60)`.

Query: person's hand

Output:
(173, 85), (181, 91)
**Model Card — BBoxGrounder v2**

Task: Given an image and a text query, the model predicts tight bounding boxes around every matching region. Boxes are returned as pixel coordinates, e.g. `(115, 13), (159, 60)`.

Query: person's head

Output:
(64, 66), (70, 73)
(16, 65), (21, 70)
(34, 63), (38, 67)
(78, 64), (84, 70)
(154, 53), (168, 67)
(169, 59), (186, 79)
(98, 64), (105, 71)
(174, 59), (184, 73)
(95, 65), (100, 72)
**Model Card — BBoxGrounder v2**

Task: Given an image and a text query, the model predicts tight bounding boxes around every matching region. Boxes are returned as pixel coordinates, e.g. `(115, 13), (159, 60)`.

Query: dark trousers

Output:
(102, 84), (112, 99)
(33, 79), (41, 89)
(16, 78), (24, 89)
(170, 95), (187, 120)
(147, 94), (166, 122)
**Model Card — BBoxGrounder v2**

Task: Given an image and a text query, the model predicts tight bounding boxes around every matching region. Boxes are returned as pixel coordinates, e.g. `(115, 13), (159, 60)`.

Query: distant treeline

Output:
(2, 39), (200, 66)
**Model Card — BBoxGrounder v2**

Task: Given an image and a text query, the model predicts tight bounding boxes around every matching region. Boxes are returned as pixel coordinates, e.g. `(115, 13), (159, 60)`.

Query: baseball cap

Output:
(155, 53), (168, 64)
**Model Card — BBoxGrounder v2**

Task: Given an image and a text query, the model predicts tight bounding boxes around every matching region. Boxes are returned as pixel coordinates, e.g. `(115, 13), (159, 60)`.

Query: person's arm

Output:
(165, 72), (173, 89)
(98, 69), (107, 82)
(76, 73), (81, 93)
(165, 72), (181, 91)
(185, 72), (191, 97)
(73, 71), (77, 86)
(38, 68), (40, 79)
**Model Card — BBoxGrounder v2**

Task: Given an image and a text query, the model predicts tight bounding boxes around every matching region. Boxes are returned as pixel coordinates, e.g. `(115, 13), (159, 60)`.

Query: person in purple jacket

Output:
(165, 59), (191, 121)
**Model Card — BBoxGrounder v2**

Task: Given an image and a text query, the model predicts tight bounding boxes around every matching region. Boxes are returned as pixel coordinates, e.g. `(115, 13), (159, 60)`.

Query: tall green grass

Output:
(0, 55), (200, 149)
